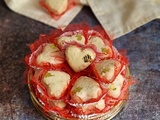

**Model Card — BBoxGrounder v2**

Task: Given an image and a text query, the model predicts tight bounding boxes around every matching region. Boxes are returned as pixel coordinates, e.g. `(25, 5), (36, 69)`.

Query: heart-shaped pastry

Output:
(45, 0), (68, 15)
(70, 76), (102, 103)
(36, 43), (64, 65)
(65, 45), (96, 72)
(94, 59), (122, 83)
(58, 33), (85, 48)
(42, 70), (71, 99)
(88, 36), (112, 54)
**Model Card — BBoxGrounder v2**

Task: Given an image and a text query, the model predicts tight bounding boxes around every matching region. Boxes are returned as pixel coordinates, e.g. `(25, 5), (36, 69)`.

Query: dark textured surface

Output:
(0, 0), (160, 120)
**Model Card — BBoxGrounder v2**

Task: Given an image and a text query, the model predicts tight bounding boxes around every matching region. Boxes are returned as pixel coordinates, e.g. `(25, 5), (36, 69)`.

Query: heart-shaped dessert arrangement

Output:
(25, 25), (134, 119)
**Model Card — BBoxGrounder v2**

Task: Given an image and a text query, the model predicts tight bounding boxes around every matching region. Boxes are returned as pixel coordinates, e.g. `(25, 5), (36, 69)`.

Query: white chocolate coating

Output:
(81, 99), (105, 112)
(48, 99), (66, 109)
(104, 74), (124, 98)
(95, 59), (121, 82)
(65, 45), (96, 72)
(42, 70), (70, 99)
(58, 33), (85, 47)
(88, 36), (107, 52)
(45, 0), (68, 15)
(71, 76), (102, 102)
(36, 43), (64, 65)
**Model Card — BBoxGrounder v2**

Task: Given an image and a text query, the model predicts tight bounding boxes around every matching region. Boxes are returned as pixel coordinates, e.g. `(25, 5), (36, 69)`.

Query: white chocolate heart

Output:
(65, 45), (96, 72)
(88, 36), (112, 57)
(45, 0), (68, 15)
(42, 70), (71, 99)
(48, 99), (66, 109)
(95, 59), (121, 82)
(103, 74), (124, 98)
(80, 99), (105, 112)
(58, 33), (85, 47)
(36, 43), (64, 65)
(88, 36), (106, 52)
(70, 76), (102, 102)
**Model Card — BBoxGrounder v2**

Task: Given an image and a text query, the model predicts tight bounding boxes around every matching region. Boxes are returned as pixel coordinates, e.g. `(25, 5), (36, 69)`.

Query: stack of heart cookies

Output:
(25, 25), (131, 119)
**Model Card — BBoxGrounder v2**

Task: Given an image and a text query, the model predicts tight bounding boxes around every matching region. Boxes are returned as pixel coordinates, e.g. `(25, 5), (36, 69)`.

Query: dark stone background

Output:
(0, 0), (160, 120)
